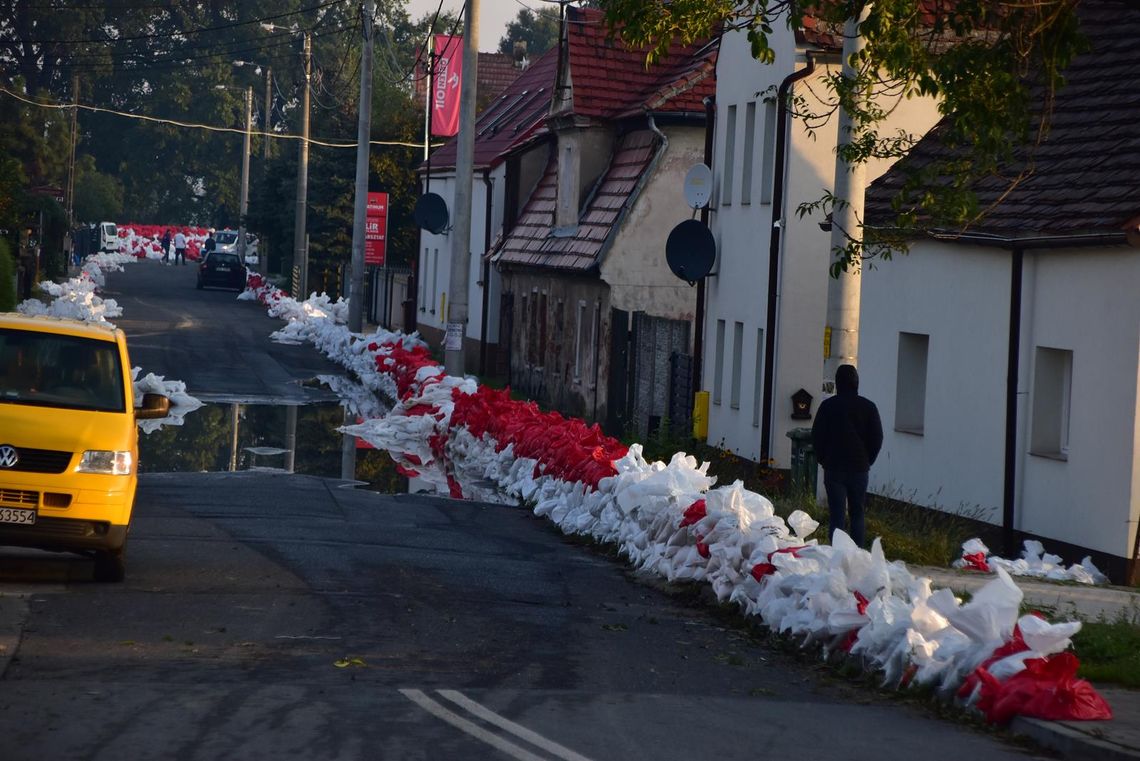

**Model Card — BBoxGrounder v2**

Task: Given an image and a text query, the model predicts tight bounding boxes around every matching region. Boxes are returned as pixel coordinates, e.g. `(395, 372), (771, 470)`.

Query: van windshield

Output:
(215, 231), (239, 245)
(0, 329), (126, 413)
(102, 223), (117, 237)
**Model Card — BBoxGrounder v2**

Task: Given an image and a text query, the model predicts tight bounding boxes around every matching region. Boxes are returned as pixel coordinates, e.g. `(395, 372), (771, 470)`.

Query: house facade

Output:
(491, 7), (717, 435)
(860, 0), (1140, 580)
(416, 48), (558, 374)
(703, 12), (940, 466)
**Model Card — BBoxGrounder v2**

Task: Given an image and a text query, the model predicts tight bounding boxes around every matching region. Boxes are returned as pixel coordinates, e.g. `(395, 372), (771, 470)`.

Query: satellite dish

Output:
(666, 219), (716, 284)
(414, 192), (449, 234)
(683, 163), (713, 209)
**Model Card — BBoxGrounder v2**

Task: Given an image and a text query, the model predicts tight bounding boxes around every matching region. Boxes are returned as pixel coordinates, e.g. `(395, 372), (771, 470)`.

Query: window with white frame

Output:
(713, 319), (726, 405)
(895, 332), (929, 434)
(730, 321), (744, 409)
(752, 328), (765, 427)
(741, 102), (757, 205)
(722, 105), (737, 206)
(759, 100), (777, 204)
(1031, 346), (1073, 458)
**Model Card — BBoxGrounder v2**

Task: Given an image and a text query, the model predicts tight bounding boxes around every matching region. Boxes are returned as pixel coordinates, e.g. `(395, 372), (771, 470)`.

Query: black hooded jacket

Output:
(811, 365), (883, 473)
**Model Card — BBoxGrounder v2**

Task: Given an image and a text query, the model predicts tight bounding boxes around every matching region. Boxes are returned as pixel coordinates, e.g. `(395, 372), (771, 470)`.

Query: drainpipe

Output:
(925, 229), (1129, 557)
(694, 95), (715, 394)
(479, 170), (493, 376)
(760, 53), (816, 463)
(1003, 246), (1024, 556)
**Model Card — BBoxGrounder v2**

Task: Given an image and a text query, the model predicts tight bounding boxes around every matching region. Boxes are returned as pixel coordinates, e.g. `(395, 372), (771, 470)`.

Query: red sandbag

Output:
(975, 652), (1113, 724)
(680, 499), (707, 528)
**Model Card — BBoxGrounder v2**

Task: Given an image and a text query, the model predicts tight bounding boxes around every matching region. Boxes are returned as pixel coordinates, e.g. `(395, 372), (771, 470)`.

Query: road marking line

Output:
(437, 690), (596, 761)
(399, 689), (548, 761)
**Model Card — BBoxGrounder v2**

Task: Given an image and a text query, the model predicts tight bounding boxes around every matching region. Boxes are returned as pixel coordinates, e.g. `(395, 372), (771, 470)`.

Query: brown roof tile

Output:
(867, 0), (1140, 238)
(495, 130), (660, 271)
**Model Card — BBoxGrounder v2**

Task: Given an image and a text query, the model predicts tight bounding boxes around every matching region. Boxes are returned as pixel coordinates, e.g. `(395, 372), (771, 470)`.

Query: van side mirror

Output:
(136, 392), (171, 420)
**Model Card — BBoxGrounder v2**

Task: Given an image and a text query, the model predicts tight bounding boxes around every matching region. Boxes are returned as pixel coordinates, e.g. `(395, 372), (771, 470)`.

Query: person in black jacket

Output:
(811, 364), (883, 548)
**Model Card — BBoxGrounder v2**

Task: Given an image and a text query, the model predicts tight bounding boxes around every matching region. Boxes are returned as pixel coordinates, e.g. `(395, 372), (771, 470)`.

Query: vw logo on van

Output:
(0, 445), (17, 468)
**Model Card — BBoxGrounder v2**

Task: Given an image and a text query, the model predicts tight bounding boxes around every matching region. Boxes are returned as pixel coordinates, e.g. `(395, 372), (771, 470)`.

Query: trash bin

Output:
(786, 427), (817, 494)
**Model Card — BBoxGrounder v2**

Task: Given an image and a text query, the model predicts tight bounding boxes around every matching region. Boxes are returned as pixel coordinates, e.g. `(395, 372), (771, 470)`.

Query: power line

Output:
(0, 84), (440, 149)
(10, 0), (350, 45)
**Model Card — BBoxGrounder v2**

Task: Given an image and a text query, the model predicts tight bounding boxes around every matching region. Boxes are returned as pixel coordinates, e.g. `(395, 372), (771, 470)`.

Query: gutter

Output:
(924, 228), (1132, 554)
(760, 53), (816, 464)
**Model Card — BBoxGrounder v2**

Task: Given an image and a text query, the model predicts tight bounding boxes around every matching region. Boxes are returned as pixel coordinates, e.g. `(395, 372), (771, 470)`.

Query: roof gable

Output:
(494, 130), (660, 271)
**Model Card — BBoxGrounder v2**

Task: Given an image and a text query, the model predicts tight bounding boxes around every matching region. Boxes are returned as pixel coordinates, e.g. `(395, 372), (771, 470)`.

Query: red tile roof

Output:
(494, 130), (660, 271)
(414, 51), (526, 115)
(564, 6), (717, 120)
(423, 47), (559, 172)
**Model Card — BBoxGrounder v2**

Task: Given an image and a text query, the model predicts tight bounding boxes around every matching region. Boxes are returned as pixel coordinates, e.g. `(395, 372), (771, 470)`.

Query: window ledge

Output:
(894, 426), (924, 436)
(1030, 450), (1068, 462)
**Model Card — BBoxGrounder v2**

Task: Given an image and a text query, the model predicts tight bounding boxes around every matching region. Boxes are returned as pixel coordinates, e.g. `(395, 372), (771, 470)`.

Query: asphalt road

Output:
(0, 259), (1047, 760)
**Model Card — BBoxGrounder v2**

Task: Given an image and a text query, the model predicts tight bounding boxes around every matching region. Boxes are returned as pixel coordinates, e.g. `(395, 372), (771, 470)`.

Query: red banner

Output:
(431, 34), (463, 137)
(365, 191), (388, 267)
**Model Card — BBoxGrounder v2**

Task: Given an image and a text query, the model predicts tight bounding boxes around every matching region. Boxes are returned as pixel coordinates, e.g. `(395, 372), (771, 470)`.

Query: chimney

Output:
(513, 40), (529, 70)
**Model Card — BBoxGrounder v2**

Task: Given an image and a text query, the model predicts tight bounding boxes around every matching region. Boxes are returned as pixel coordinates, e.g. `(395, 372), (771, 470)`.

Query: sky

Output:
(404, 0), (521, 53)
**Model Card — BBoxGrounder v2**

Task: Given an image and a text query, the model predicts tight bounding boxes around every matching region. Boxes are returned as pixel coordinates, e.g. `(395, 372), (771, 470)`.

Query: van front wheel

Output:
(93, 547), (126, 583)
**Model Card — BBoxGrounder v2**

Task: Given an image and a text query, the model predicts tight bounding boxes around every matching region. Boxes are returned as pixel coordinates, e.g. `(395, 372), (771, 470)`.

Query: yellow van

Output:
(0, 314), (168, 581)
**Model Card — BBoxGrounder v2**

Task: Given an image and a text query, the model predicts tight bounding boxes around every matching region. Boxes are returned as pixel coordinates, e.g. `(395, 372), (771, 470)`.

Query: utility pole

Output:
(293, 31), (312, 300)
(263, 66), (272, 162)
(238, 85), (252, 265)
(65, 73), (79, 227)
(348, 0), (375, 335)
(443, 0), (479, 377)
(823, 5), (871, 391)
(343, 0), (377, 481)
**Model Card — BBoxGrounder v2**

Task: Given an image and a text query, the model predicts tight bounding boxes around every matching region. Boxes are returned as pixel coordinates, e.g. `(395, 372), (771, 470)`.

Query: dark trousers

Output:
(824, 469), (869, 548)
(174, 247), (186, 264)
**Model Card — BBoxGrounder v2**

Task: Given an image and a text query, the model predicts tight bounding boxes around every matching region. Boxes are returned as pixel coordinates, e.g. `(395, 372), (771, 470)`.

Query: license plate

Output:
(0, 507), (36, 525)
(216, 266), (230, 272)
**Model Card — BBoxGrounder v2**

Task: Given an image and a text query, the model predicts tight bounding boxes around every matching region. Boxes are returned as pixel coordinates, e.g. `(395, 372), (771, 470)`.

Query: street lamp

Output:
(263, 23), (312, 300)
(215, 84), (253, 267)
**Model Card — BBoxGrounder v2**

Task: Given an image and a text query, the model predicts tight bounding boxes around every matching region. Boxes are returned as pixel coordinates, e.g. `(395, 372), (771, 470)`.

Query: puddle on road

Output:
(138, 400), (405, 493)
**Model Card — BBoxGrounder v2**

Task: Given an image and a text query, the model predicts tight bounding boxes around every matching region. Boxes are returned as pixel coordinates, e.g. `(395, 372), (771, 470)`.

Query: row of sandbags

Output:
(240, 276), (1113, 725)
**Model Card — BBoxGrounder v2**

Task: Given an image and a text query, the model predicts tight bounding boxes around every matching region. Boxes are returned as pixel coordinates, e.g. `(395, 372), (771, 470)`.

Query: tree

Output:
(498, 9), (560, 58)
(600, 0), (1084, 269)
(73, 155), (124, 224)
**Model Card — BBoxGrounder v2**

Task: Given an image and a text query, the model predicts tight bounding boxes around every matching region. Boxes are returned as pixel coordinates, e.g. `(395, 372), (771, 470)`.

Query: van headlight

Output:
(77, 451), (133, 475)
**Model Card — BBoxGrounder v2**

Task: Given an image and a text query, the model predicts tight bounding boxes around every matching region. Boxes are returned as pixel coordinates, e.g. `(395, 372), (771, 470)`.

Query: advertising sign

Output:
(431, 34), (463, 137)
(365, 191), (388, 266)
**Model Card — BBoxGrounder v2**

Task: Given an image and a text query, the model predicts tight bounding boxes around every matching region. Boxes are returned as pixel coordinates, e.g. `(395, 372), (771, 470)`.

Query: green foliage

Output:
(602, 0), (1086, 271)
(73, 155), (123, 224)
(1073, 613), (1140, 688)
(498, 9), (560, 58)
(0, 237), (15, 312)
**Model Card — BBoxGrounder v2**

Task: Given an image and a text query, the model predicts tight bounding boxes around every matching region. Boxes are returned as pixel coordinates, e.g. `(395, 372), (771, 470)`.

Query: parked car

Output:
(0, 313), (169, 581)
(196, 251), (247, 291)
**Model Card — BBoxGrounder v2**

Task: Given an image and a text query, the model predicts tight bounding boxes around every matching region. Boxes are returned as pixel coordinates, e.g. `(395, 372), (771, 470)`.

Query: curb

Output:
(1010, 716), (1140, 761)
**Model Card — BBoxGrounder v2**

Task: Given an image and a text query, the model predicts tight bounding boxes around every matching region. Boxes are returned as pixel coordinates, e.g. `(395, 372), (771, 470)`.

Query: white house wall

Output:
(1017, 248), (1140, 557)
(417, 165), (508, 344)
(859, 242), (1009, 520)
(602, 125), (702, 323)
(861, 242), (1140, 559)
(707, 23), (941, 466)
